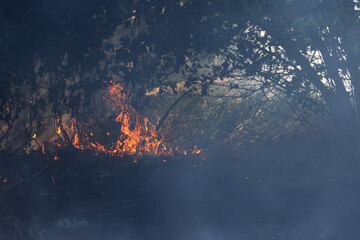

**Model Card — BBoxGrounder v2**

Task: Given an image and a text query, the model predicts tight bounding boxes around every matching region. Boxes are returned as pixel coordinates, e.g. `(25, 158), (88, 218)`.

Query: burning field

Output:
(3, 0), (360, 239)
(2, 75), (359, 240)
(28, 81), (202, 161)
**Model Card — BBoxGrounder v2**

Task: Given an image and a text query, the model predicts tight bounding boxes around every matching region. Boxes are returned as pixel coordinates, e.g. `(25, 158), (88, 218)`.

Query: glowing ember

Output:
(191, 145), (202, 154)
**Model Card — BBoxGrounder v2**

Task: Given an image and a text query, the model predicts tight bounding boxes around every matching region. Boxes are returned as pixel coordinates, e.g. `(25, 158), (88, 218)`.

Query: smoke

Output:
(33, 149), (360, 240)
(2, 125), (359, 240)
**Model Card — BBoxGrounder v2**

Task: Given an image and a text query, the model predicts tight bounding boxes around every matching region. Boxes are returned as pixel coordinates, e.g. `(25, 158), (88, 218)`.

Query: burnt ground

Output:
(1, 134), (360, 240)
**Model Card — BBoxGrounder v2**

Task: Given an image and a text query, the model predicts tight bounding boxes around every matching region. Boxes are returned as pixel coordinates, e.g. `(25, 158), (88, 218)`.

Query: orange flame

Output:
(35, 83), (203, 158)
(56, 127), (61, 135)
(50, 84), (164, 157)
(191, 145), (202, 154)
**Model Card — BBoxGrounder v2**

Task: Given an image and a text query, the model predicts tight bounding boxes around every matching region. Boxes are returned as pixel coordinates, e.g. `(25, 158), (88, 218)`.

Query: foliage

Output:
(204, 0), (360, 159)
(149, 86), (323, 151)
(0, 0), (239, 150)
(1, 0), (360, 158)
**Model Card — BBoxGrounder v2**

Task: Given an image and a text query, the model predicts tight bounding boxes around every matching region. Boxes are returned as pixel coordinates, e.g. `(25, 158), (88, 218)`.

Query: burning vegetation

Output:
(30, 81), (201, 159)
(2, 1), (360, 239)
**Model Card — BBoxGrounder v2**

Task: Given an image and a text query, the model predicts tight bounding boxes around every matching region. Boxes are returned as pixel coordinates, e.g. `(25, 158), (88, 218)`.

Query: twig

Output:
(156, 88), (193, 132)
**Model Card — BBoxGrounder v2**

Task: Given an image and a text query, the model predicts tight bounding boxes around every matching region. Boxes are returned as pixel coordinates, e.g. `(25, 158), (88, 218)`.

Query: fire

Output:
(32, 133), (46, 155)
(49, 83), (165, 157)
(34, 82), (203, 158)
(191, 145), (202, 154)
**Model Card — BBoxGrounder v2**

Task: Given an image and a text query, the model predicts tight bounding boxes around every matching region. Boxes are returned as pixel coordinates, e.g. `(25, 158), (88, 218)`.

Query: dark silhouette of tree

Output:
(209, 0), (360, 160)
(1, 0), (360, 161)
